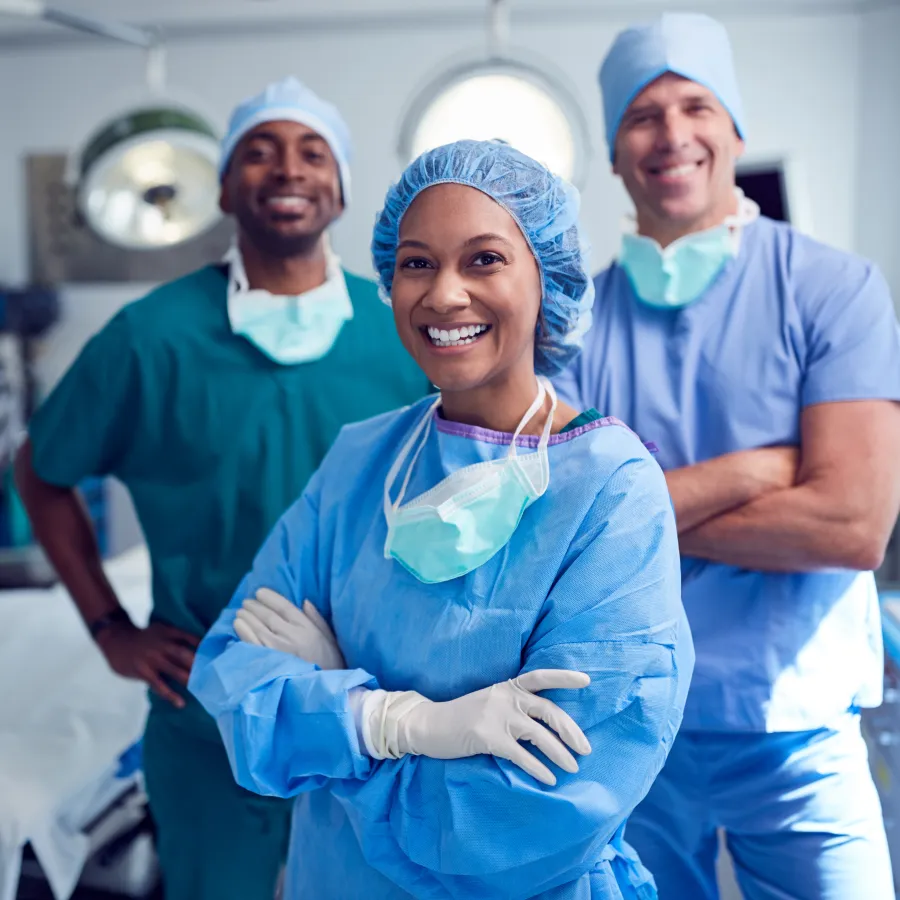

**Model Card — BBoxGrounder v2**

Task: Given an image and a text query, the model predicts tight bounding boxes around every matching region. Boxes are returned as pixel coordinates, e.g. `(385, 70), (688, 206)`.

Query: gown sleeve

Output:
(188, 467), (381, 793)
(328, 450), (693, 898)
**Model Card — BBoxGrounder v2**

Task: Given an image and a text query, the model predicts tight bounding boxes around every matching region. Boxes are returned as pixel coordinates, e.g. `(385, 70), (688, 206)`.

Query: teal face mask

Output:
(619, 191), (760, 309)
(383, 378), (556, 584)
(620, 226), (735, 309)
(225, 242), (353, 365)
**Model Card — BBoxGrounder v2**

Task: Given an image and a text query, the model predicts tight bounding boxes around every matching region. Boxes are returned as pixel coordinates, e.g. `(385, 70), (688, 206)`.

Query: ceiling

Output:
(0, 0), (896, 43)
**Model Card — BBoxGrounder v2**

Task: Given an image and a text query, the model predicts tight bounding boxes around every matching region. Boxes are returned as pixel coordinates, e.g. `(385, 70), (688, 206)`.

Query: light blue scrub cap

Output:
(371, 140), (594, 377)
(219, 76), (352, 203)
(600, 13), (746, 161)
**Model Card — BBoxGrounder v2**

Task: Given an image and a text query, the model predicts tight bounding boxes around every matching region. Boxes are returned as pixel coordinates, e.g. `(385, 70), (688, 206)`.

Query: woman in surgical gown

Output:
(189, 140), (694, 900)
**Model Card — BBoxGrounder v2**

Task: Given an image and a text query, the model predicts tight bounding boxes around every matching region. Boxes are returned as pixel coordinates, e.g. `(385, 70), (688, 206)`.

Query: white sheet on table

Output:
(0, 545), (152, 900)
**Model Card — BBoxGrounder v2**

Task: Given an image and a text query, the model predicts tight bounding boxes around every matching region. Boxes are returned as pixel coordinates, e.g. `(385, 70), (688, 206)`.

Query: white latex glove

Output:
(361, 670), (592, 786)
(234, 588), (346, 670)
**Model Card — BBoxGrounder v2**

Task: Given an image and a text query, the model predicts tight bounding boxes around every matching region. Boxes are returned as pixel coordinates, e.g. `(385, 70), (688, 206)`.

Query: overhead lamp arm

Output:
(0, 0), (155, 48)
(487, 0), (511, 60)
(0, 0), (165, 89)
(145, 41), (166, 91)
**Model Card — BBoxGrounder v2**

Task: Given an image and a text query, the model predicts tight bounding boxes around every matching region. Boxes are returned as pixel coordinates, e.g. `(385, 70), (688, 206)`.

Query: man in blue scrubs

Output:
(555, 12), (900, 899)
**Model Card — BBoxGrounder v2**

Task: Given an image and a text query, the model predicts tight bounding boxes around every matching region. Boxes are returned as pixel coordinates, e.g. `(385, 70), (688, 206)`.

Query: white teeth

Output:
(267, 196), (311, 209)
(425, 323), (490, 347)
(658, 163), (697, 178)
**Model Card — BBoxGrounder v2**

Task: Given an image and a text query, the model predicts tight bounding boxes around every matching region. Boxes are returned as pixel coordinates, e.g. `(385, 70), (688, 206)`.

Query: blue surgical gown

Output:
(189, 403), (693, 900)
(554, 215), (900, 733)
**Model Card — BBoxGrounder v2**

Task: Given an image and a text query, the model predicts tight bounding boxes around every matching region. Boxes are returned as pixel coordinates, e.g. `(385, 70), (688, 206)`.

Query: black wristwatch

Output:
(88, 607), (131, 640)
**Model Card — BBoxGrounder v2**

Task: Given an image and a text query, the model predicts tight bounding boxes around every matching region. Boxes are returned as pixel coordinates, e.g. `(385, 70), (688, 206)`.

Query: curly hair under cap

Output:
(371, 139), (594, 376)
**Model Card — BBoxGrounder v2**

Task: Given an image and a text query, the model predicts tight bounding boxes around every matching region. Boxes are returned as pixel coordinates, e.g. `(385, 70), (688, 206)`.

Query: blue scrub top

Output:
(555, 216), (900, 733)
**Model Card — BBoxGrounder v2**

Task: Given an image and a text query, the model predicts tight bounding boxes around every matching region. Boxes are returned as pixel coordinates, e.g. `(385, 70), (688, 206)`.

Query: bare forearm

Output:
(666, 464), (748, 533)
(680, 482), (884, 572)
(14, 440), (122, 624)
(665, 450), (788, 533)
(678, 402), (900, 572)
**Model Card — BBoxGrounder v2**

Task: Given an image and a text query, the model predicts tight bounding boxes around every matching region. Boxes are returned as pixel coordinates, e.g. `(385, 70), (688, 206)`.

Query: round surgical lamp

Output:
(398, 0), (591, 187)
(0, 2), (222, 250)
(69, 45), (222, 251)
(75, 102), (221, 250)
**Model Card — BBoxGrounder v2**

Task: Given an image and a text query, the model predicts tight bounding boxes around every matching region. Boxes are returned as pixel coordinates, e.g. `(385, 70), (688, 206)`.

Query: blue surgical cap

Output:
(372, 140), (594, 377)
(219, 76), (352, 203)
(600, 13), (746, 161)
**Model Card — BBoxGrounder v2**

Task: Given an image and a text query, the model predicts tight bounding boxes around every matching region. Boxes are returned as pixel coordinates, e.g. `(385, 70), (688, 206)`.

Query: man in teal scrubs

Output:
(14, 76), (428, 900)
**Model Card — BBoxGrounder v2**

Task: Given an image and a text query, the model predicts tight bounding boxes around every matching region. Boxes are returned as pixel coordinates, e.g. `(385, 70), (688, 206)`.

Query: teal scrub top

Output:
(559, 408), (601, 433)
(29, 264), (430, 642)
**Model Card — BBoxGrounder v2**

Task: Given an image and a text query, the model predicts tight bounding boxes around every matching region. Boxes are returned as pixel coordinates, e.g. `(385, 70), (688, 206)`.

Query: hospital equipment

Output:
(0, 544), (154, 900)
(74, 104), (221, 251)
(863, 591), (900, 895)
(397, 0), (591, 187)
(0, 2), (221, 251)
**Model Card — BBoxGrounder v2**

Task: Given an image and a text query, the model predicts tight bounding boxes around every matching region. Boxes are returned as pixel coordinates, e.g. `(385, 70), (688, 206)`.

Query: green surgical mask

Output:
(619, 191), (759, 309)
(225, 241), (353, 365)
(383, 378), (556, 584)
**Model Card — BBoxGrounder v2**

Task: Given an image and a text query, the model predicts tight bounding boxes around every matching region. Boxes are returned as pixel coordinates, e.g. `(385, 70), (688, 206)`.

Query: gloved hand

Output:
(361, 670), (592, 786)
(234, 588), (346, 670)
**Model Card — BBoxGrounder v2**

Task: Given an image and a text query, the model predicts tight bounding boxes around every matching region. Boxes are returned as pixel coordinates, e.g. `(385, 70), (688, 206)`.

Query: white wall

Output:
(856, 4), (900, 308)
(0, 9), (863, 287)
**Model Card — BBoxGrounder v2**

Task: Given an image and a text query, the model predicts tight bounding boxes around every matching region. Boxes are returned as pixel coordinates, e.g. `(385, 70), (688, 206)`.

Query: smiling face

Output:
(390, 183), (542, 395)
(219, 119), (343, 258)
(613, 72), (744, 246)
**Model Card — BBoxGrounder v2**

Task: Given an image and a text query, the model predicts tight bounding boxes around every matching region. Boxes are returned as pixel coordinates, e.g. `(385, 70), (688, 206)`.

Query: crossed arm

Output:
(190, 454), (689, 898)
(666, 400), (900, 573)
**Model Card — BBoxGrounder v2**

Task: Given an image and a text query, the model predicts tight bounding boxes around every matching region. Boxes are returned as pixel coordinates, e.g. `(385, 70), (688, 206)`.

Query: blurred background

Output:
(0, 0), (897, 560)
(0, 1), (897, 899)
